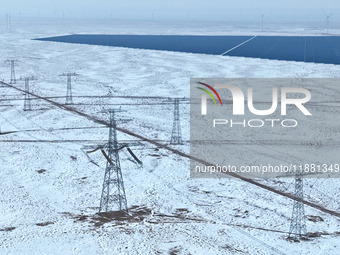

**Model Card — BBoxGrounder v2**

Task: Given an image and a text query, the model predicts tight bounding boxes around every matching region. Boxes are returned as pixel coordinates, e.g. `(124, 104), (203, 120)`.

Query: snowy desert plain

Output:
(1, 18), (340, 254)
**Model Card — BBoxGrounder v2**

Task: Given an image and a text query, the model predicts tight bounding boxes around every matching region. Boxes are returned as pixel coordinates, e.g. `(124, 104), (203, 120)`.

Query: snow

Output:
(0, 18), (340, 254)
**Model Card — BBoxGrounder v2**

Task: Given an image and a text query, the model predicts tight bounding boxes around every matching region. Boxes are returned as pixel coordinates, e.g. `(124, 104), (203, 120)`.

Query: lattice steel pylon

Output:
(99, 109), (129, 213)
(19, 76), (36, 111)
(82, 109), (142, 213)
(288, 171), (307, 240)
(5, 60), (17, 84)
(164, 97), (188, 145)
(171, 98), (182, 144)
(59, 73), (78, 105)
(24, 78), (32, 111)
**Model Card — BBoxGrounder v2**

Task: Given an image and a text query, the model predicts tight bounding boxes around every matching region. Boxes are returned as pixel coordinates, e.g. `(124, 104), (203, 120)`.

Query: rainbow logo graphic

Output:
(197, 82), (222, 106)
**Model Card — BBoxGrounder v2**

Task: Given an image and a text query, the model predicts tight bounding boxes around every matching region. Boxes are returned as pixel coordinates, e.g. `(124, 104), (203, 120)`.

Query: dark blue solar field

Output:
(36, 34), (340, 65)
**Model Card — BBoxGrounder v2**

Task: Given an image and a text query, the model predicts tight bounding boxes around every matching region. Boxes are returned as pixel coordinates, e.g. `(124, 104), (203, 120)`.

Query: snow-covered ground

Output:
(0, 18), (340, 255)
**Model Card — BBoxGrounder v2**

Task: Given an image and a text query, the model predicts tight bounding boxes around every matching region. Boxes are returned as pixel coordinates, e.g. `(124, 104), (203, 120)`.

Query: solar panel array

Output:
(37, 35), (340, 65)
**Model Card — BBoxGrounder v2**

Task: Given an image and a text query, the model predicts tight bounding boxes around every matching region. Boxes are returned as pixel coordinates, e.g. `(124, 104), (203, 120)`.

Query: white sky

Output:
(0, 0), (339, 21)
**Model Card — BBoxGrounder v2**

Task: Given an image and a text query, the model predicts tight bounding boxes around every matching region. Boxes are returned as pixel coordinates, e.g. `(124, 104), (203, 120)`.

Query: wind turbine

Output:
(322, 9), (333, 34)
(260, 10), (265, 32)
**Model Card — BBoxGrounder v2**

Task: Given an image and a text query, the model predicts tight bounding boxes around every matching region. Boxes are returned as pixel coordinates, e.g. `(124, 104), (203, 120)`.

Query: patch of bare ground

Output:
(169, 246), (182, 255)
(221, 244), (244, 253)
(0, 227), (16, 232)
(62, 206), (206, 228)
(36, 221), (54, 226)
(62, 205), (152, 227)
(149, 208), (206, 224)
(306, 215), (324, 222)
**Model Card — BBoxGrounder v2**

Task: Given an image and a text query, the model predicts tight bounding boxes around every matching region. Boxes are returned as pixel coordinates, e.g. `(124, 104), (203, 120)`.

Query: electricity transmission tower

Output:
(5, 60), (17, 84)
(288, 171), (307, 240)
(19, 76), (36, 111)
(83, 108), (142, 213)
(100, 109), (129, 213)
(59, 73), (78, 104)
(164, 97), (188, 145)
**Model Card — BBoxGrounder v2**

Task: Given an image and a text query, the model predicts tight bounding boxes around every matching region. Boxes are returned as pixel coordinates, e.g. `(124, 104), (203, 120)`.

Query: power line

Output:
(1, 80), (339, 218)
